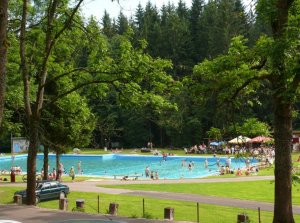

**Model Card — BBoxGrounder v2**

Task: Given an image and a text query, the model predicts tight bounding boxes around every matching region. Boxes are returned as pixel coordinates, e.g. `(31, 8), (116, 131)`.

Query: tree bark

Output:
(26, 117), (39, 205)
(273, 98), (294, 223)
(55, 151), (60, 181)
(43, 146), (49, 180)
(0, 0), (8, 126)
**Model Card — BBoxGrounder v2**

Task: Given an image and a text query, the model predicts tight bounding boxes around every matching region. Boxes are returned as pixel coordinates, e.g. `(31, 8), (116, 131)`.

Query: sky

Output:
(81, 0), (193, 20)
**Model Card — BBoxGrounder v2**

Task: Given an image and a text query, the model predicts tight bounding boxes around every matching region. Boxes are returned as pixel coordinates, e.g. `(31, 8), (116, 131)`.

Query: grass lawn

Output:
(1, 186), (299, 223)
(98, 180), (300, 205)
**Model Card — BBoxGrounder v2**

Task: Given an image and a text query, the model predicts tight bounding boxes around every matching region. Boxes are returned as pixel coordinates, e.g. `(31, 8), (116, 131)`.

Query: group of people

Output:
(39, 160), (82, 182)
(144, 166), (159, 180)
(181, 160), (195, 171)
(185, 144), (207, 154)
(11, 166), (22, 174)
(236, 166), (259, 176)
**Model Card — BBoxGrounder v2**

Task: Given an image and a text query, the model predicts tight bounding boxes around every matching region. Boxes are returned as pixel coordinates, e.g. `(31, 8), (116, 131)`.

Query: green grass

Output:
(1, 186), (299, 223)
(98, 180), (300, 205)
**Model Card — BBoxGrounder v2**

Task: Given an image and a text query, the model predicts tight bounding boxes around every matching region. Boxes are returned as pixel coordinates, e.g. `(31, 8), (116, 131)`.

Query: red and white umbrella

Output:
(249, 136), (273, 143)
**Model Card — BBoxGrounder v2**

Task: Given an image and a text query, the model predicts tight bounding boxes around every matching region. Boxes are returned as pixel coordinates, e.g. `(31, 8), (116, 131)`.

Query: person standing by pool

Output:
(52, 167), (56, 179)
(188, 161), (193, 171)
(245, 158), (250, 168)
(77, 161), (82, 175)
(162, 152), (167, 161)
(205, 158), (208, 168)
(58, 162), (64, 182)
(145, 166), (150, 178)
(226, 157), (231, 168)
(69, 166), (75, 182)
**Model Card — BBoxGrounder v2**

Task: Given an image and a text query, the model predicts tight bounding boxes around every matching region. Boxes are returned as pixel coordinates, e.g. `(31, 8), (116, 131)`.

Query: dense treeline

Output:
(0, 0), (274, 150)
(91, 0), (272, 148)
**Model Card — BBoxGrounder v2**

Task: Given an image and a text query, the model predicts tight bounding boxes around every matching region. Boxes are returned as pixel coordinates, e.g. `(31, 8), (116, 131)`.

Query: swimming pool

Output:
(0, 154), (257, 179)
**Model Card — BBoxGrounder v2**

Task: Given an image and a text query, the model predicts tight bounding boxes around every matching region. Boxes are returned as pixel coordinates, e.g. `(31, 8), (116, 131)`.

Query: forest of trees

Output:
(0, 0), (299, 221)
(1, 0), (278, 150)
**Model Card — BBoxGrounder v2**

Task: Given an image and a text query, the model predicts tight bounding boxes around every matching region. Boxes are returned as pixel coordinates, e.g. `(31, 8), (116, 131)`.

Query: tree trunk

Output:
(0, 0), (8, 126)
(270, 1), (295, 222)
(55, 151), (60, 181)
(43, 146), (49, 180)
(26, 117), (39, 205)
(273, 98), (294, 223)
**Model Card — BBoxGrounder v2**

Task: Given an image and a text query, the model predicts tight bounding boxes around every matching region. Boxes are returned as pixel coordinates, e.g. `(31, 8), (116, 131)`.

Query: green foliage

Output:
(234, 118), (270, 137)
(5, 0), (290, 150)
(207, 127), (222, 140)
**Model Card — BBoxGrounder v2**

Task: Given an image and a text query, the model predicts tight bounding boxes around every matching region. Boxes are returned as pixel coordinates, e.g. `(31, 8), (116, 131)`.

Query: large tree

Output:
(17, 0), (175, 205)
(262, 0), (298, 222)
(192, 0), (300, 219)
(19, 0), (87, 205)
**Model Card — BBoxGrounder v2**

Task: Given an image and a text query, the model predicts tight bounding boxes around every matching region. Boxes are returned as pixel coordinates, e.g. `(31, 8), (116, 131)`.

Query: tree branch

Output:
(41, 67), (139, 89)
(230, 58), (269, 100)
(231, 74), (271, 100)
(44, 77), (130, 107)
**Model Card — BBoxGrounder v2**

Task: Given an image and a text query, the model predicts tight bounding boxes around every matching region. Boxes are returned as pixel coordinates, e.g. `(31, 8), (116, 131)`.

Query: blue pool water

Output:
(0, 154), (257, 179)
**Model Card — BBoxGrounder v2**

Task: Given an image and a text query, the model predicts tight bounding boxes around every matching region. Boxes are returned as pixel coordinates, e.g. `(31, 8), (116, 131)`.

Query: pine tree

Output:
(189, 0), (205, 63)
(101, 10), (115, 38)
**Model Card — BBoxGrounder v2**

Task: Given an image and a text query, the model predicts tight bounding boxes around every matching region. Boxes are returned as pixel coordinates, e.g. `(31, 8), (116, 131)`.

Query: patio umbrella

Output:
(228, 136), (251, 144)
(210, 142), (219, 146)
(209, 141), (226, 146)
(249, 136), (274, 143)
